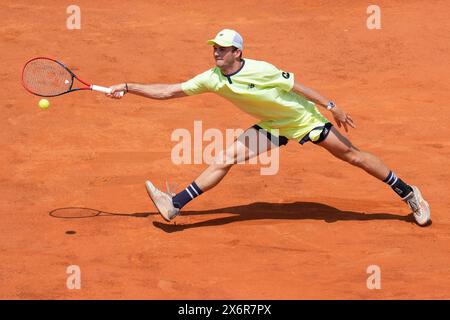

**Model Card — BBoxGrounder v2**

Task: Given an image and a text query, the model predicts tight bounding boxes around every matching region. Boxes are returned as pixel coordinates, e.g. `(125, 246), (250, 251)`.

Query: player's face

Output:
(213, 45), (239, 68)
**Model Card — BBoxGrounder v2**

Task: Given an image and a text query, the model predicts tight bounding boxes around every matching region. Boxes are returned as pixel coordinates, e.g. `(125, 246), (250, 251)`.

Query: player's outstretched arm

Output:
(292, 82), (356, 132)
(107, 83), (187, 100)
(292, 82), (331, 108)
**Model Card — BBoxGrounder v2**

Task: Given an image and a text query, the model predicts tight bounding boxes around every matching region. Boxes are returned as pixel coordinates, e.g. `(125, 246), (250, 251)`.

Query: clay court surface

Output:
(1, 0), (449, 299)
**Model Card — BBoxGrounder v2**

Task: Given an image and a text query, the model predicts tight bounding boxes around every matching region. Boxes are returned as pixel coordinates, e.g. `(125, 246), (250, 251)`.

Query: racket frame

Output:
(22, 57), (117, 97)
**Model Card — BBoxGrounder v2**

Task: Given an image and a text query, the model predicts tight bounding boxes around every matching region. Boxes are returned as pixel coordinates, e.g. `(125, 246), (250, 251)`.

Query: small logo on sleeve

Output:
(248, 83), (255, 89)
(282, 72), (290, 79)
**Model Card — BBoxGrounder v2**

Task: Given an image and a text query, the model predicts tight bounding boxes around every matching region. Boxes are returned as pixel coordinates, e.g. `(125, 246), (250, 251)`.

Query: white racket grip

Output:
(91, 85), (124, 97)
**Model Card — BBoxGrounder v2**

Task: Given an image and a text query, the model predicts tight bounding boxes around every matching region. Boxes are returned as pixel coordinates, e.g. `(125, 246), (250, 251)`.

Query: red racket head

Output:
(22, 57), (86, 97)
(22, 57), (119, 97)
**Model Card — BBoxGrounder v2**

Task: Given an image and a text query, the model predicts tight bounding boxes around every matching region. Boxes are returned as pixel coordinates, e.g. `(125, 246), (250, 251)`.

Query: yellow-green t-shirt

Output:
(181, 58), (329, 141)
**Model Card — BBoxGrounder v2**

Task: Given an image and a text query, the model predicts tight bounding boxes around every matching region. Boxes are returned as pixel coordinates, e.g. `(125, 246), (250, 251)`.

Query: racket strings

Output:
(22, 59), (73, 96)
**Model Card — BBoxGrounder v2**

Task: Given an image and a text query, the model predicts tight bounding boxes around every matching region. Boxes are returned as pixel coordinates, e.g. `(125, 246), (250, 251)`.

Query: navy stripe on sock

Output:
(188, 185), (198, 197)
(389, 175), (398, 186)
(383, 171), (413, 199)
(185, 187), (194, 199)
(383, 171), (393, 183)
(172, 182), (203, 209)
(191, 182), (203, 195)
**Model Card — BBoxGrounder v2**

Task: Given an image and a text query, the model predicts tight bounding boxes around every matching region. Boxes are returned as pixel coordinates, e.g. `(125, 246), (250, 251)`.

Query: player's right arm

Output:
(108, 83), (187, 99)
(108, 69), (213, 99)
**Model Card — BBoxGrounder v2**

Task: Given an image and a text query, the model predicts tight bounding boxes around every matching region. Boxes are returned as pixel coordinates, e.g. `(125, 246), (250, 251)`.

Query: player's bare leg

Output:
(195, 127), (278, 191)
(317, 126), (430, 226)
(146, 127), (283, 221)
(317, 127), (390, 180)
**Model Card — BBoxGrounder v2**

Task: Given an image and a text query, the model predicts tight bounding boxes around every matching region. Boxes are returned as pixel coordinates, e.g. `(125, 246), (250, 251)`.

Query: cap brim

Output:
(207, 39), (233, 47)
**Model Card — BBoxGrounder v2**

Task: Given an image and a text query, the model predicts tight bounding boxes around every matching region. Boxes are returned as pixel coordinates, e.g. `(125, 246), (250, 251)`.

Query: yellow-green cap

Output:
(207, 29), (243, 50)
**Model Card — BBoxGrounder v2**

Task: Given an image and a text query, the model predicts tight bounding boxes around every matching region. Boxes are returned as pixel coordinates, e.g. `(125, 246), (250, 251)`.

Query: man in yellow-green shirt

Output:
(181, 53), (330, 143)
(108, 29), (430, 227)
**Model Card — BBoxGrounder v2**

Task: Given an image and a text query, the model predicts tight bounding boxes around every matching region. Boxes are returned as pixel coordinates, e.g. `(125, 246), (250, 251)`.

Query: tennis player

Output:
(108, 29), (431, 226)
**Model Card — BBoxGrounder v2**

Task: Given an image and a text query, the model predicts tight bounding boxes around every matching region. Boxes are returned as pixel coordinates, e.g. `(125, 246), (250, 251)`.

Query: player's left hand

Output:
(331, 106), (356, 132)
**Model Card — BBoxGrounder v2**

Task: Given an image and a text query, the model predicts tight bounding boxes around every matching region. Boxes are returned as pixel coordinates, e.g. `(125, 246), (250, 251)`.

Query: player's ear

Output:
(233, 48), (242, 60)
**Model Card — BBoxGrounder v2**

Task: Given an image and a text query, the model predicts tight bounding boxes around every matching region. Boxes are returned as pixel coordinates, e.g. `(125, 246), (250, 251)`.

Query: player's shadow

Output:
(152, 201), (414, 233)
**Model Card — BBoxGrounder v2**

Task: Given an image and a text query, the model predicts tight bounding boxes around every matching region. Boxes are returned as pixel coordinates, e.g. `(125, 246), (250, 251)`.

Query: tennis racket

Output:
(21, 57), (124, 97)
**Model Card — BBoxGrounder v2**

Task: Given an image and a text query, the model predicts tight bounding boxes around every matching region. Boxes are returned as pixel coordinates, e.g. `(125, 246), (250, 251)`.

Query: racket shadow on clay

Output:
(49, 207), (155, 219)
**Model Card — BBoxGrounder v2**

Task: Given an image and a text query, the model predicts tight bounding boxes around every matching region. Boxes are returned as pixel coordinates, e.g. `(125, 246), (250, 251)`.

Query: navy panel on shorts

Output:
(299, 122), (333, 145)
(251, 122), (333, 146)
(251, 125), (289, 146)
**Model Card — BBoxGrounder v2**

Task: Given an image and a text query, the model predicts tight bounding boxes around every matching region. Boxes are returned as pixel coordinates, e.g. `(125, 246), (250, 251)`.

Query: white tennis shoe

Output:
(145, 180), (180, 222)
(404, 186), (431, 226)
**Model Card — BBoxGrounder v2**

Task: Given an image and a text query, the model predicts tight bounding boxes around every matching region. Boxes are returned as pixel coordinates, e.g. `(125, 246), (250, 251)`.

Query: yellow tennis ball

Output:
(38, 99), (50, 109)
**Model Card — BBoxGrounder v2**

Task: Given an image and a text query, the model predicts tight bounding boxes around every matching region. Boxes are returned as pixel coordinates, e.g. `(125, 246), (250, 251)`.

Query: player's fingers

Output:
(342, 122), (348, 132)
(113, 92), (122, 99)
(110, 86), (121, 94)
(347, 116), (356, 128)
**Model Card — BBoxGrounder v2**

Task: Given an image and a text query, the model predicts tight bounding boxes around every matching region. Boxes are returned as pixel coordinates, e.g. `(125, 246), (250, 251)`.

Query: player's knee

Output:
(333, 148), (361, 165)
(210, 160), (234, 172)
(211, 151), (236, 170)
(344, 150), (365, 167)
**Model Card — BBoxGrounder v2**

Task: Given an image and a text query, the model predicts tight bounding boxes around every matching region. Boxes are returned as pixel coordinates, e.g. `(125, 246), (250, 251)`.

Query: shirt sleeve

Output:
(262, 63), (295, 92)
(181, 69), (214, 95)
